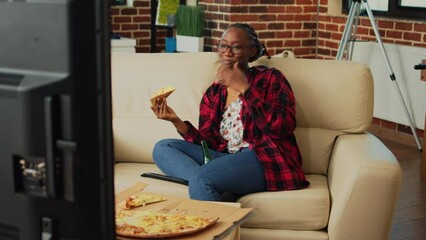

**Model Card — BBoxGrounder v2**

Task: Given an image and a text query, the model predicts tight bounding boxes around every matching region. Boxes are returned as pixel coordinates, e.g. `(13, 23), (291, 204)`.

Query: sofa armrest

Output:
(327, 133), (401, 240)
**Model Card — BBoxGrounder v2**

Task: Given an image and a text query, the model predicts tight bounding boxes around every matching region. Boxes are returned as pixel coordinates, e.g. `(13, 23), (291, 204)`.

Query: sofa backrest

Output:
(253, 57), (374, 132)
(111, 52), (374, 175)
(253, 57), (374, 174)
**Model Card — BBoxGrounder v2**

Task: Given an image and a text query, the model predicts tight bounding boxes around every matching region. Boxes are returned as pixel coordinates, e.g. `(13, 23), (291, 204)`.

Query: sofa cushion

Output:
(239, 174), (330, 231)
(114, 162), (189, 198)
(241, 228), (329, 240)
(111, 52), (220, 164)
(295, 127), (343, 175)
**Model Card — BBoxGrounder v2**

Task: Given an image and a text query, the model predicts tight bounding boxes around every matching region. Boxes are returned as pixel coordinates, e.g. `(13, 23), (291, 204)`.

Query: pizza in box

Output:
(116, 193), (219, 238)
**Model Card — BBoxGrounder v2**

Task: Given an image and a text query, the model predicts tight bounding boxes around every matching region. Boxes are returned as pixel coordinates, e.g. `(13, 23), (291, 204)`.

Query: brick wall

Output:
(317, 10), (426, 59)
(110, 1), (426, 58)
(111, 0), (158, 52)
(110, 0), (425, 140)
(111, 0), (319, 57)
(200, 0), (318, 58)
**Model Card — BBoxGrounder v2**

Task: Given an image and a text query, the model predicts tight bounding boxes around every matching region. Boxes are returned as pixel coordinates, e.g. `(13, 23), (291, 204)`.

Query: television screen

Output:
(0, 0), (115, 239)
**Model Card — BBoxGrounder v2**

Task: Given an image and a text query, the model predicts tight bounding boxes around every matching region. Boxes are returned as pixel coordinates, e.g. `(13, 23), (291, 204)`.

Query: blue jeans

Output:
(152, 139), (266, 201)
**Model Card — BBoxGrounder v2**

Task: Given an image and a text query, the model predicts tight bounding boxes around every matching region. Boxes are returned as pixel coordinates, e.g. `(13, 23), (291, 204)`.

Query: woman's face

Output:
(217, 27), (257, 70)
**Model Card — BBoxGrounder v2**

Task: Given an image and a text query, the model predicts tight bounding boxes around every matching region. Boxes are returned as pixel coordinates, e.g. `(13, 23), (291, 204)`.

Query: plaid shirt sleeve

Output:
(242, 68), (296, 139)
(242, 67), (309, 191)
(182, 84), (227, 151)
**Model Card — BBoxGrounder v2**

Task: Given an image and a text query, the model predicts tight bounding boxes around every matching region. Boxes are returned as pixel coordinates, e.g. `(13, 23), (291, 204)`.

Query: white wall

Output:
(352, 41), (426, 130)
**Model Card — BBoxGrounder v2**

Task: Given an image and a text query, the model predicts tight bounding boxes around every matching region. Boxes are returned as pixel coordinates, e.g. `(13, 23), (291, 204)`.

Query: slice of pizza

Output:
(116, 210), (219, 238)
(150, 85), (176, 106)
(123, 194), (167, 209)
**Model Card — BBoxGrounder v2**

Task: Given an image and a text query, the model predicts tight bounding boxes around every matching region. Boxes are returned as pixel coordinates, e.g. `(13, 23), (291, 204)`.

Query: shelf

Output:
(150, 0), (185, 53)
(111, 37), (137, 53)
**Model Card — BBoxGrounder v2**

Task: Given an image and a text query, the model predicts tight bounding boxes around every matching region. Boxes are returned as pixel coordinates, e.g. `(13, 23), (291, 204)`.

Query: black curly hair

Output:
(224, 23), (271, 62)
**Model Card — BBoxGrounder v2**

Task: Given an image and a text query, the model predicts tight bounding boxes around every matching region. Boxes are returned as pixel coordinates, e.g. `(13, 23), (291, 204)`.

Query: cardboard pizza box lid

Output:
(115, 182), (254, 240)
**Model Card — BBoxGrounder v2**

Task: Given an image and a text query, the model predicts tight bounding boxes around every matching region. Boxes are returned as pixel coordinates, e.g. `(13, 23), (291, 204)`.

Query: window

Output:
(400, 0), (426, 8)
(342, 0), (426, 20)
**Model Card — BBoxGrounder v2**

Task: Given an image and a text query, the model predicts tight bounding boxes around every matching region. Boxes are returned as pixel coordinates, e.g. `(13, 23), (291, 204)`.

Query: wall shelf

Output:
(111, 37), (137, 53)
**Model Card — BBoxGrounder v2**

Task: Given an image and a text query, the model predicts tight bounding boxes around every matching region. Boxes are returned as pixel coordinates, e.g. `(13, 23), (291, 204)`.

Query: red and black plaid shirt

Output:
(183, 66), (310, 191)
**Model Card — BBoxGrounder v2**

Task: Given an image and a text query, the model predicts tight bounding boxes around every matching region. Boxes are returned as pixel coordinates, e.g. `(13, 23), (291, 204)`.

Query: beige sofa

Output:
(111, 52), (401, 240)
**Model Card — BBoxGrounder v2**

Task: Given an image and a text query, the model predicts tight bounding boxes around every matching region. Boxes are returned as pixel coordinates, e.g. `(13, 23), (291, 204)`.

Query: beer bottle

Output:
(201, 140), (212, 164)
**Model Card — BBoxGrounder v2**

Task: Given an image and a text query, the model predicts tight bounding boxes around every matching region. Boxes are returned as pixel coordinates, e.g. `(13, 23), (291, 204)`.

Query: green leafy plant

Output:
(176, 5), (204, 37)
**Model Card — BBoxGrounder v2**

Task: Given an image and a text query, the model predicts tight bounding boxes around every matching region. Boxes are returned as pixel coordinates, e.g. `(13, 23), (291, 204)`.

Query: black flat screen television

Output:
(0, 0), (116, 239)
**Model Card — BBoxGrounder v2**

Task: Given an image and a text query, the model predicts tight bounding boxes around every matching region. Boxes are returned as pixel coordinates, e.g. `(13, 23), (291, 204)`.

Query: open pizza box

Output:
(115, 182), (254, 240)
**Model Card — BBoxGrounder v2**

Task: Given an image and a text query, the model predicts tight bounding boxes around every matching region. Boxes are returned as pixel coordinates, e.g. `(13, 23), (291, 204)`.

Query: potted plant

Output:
(176, 5), (204, 52)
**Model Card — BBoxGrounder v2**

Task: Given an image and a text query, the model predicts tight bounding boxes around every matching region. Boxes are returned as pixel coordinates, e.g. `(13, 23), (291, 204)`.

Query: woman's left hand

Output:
(216, 62), (250, 94)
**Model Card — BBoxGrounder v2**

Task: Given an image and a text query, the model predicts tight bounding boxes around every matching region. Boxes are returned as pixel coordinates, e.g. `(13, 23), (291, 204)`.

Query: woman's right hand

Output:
(150, 98), (178, 122)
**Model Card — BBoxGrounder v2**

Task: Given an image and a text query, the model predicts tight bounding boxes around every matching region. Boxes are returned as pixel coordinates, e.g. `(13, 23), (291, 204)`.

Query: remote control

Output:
(141, 172), (189, 186)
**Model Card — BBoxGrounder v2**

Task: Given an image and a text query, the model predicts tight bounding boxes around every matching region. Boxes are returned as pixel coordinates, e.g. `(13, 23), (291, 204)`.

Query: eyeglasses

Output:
(215, 43), (254, 54)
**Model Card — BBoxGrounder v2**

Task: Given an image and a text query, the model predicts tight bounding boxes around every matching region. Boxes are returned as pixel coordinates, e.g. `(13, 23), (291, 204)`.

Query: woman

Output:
(151, 23), (309, 201)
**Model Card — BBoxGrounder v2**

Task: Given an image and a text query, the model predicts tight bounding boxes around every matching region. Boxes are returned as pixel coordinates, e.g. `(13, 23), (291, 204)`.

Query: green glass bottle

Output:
(201, 140), (212, 164)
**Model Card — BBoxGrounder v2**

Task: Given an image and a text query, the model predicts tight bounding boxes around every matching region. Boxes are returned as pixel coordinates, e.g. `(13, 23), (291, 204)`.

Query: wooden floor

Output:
(381, 138), (426, 240)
